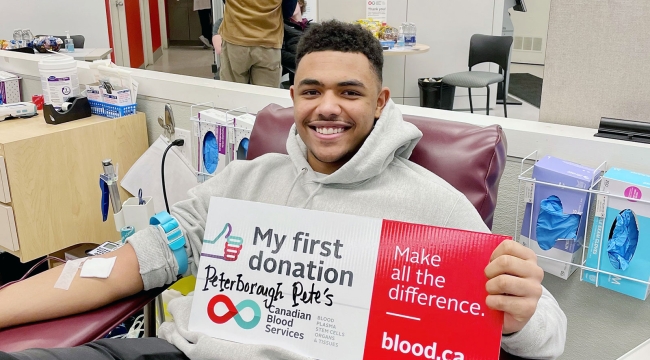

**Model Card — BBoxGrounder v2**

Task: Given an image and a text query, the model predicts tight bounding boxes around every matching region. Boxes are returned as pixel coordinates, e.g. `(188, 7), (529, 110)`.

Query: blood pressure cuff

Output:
(535, 195), (581, 250)
(607, 209), (639, 271)
(203, 131), (219, 174)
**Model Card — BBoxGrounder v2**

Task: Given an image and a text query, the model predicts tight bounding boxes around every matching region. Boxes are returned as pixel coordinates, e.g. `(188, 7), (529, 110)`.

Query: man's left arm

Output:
(282, 0), (299, 19)
(445, 196), (567, 360)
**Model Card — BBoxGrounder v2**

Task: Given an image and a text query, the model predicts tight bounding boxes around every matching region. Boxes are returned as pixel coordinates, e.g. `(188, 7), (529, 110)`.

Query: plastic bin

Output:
(88, 99), (136, 119)
(418, 77), (455, 110)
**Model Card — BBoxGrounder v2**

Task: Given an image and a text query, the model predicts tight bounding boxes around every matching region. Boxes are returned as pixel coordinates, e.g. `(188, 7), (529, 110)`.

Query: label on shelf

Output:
(595, 194), (608, 218)
(524, 182), (535, 203)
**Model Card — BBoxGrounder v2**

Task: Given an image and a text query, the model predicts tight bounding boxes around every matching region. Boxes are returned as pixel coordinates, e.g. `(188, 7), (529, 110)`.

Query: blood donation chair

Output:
(0, 104), (520, 358)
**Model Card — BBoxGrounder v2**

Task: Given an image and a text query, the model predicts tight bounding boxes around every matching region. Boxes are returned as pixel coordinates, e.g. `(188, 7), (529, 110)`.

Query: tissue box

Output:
(102, 87), (132, 105)
(584, 168), (650, 300)
(520, 156), (599, 279)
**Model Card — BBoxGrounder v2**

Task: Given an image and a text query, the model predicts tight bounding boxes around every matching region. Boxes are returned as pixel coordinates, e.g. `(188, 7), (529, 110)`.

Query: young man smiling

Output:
(0, 21), (566, 360)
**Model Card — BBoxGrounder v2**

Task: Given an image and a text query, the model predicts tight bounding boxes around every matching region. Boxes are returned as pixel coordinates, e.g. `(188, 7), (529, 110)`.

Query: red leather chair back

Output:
(248, 104), (507, 229)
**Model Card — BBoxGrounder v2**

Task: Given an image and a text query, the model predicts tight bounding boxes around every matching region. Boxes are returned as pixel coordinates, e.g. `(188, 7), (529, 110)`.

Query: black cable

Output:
(161, 139), (185, 213)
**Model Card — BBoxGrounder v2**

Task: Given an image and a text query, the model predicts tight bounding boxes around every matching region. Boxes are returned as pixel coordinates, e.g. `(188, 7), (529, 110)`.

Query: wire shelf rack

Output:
(515, 150), (650, 290)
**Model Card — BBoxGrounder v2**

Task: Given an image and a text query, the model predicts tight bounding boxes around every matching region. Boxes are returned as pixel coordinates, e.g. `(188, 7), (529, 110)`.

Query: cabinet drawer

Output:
(0, 203), (18, 251)
(0, 157), (10, 203)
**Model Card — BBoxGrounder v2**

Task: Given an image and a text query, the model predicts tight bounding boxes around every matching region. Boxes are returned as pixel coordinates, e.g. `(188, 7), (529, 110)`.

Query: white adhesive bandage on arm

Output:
(80, 257), (117, 279)
(54, 258), (87, 290)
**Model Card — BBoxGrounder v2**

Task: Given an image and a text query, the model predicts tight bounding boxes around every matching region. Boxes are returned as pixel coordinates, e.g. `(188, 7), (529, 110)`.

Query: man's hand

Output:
(212, 35), (222, 55)
(484, 240), (544, 335)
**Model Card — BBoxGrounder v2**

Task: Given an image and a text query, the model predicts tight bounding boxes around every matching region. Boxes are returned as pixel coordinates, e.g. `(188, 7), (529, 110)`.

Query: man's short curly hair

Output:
(296, 20), (384, 84)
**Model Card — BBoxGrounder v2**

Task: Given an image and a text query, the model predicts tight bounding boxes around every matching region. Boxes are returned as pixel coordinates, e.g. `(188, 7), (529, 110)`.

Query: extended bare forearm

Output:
(0, 244), (144, 329)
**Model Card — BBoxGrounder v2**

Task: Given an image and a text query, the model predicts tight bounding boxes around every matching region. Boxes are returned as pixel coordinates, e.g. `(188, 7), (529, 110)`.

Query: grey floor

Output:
(483, 63), (544, 121)
(147, 46), (216, 79)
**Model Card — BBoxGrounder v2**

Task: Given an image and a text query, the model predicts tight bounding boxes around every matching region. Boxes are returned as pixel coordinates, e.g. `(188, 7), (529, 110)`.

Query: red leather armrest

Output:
(0, 287), (165, 352)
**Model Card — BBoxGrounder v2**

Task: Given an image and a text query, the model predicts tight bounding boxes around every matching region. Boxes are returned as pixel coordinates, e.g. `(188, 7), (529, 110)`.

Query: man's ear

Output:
(374, 87), (391, 119)
(290, 85), (295, 102)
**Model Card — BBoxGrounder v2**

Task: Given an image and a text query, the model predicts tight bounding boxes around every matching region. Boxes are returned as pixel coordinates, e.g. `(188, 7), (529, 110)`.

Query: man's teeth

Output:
(315, 127), (344, 135)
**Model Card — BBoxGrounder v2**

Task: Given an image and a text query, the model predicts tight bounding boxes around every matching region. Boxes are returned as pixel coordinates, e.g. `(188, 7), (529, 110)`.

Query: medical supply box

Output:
(583, 168), (650, 300)
(0, 71), (21, 105)
(197, 109), (230, 176)
(520, 156), (599, 279)
(195, 109), (256, 180)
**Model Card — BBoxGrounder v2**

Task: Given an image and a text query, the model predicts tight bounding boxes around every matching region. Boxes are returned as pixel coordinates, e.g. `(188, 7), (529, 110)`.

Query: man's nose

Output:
(316, 91), (342, 119)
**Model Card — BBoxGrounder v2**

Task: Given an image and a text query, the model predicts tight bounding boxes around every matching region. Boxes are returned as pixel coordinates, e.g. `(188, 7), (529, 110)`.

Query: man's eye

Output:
(302, 90), (319, 96)
(343, 90), (361, 96)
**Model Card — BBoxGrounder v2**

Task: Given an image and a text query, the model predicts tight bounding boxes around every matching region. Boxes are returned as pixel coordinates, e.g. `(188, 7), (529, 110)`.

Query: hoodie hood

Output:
(286, 99), (423, 185)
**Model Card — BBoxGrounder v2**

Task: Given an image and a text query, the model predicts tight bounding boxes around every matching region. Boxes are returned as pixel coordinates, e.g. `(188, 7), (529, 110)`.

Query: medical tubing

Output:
(0, 256), (66, 291)
(161, 139), (185, 213)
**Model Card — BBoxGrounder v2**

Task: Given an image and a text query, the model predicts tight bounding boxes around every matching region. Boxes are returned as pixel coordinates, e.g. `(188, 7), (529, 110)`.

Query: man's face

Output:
(290, 51), (390, 174)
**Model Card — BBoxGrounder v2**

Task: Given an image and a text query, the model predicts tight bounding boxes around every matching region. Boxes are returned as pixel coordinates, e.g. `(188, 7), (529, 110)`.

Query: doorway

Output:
(166, 0), (204, 46)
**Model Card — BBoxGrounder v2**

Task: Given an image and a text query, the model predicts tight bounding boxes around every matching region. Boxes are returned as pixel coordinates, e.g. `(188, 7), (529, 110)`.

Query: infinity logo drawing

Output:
(202, 223), (243, 261)
(207, 294), (261, 329)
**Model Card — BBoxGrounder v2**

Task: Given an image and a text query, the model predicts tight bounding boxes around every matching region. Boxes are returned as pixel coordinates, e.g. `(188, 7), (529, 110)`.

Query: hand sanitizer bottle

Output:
(397, 26), (405, 49)
(65, 31), (75, 52)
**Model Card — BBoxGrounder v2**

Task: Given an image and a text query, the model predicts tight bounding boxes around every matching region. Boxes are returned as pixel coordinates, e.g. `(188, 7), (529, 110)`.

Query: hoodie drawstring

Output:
(284, 167), (308, 205)
(302, 183), (323, 208)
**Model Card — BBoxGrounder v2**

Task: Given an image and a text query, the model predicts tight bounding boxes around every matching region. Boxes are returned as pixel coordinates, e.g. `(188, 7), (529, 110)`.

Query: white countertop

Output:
(30, 48), (112, 61)
(383, 44), (430, 56)
(619, 338), (650, 359)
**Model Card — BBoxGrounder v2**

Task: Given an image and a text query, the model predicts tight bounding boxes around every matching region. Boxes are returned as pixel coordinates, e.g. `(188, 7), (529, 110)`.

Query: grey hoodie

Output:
(128, 100), (567, 359)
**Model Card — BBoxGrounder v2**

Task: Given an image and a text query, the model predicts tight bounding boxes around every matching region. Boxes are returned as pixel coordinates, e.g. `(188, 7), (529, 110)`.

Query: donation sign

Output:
(189, 197), (506, 360)
(366, 0), (388, 23)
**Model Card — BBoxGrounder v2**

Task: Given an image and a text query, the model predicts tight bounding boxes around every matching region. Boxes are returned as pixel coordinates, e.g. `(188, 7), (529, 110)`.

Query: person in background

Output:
(195, 0), (213, 49)
(281, 0), (312, 87)
(211, 17), (224, 80)
(219, 0), (298, 87)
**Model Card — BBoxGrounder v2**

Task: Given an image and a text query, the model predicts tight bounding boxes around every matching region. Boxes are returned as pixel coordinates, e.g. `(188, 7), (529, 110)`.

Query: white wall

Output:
(318, 0), (505, 109)
(509, 0), (551, 65)
(0, 0), (110, 48)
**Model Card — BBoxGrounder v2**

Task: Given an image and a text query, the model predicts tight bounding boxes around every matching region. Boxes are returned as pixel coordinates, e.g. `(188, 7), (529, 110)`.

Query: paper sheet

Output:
(121, 135), (200, 214)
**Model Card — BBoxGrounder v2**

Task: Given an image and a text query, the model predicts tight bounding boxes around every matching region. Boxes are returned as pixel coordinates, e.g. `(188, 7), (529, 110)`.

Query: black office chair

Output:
(442, 34), (513, 117)
(36, 35), (85, 49)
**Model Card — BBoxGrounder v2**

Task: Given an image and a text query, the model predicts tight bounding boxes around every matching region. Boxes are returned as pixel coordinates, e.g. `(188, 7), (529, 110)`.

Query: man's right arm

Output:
(0, 160), (241, 330)
(0, 243), (143, 330)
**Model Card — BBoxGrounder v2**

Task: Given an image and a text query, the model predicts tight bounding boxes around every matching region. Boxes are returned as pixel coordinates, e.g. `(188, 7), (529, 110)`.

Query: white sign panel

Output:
(366, 0), (388, 23)
(189, 197), (382, 359)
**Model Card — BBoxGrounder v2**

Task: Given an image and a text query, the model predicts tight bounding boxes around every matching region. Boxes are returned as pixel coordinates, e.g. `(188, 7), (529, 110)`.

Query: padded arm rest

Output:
(0, 287), (165, 352)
